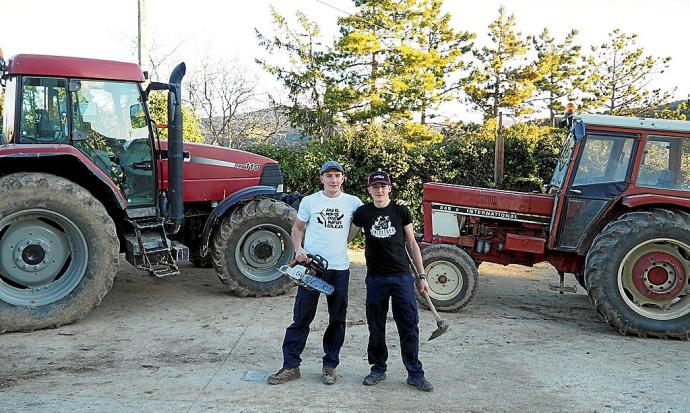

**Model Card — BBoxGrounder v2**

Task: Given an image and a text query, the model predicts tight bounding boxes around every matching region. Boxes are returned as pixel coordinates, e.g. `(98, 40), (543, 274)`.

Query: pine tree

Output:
(256, 7), (338, 141)
(585, 29), (672, 116)
(464, 6), (539, 121)
(532, 28), (585, 126)
(335, 0), (472, 130)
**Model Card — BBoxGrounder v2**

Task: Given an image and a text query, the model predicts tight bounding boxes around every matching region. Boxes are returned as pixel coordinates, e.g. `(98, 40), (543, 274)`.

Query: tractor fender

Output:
(199, 185), (278, 257)
(0, 149), (127, 210)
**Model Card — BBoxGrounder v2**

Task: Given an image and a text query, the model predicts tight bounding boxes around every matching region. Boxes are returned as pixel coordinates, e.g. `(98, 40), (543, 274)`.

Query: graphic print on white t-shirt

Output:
(370, 215), (396, 238)
(317, 208), (345, 229)
(297, 191), (363, 270)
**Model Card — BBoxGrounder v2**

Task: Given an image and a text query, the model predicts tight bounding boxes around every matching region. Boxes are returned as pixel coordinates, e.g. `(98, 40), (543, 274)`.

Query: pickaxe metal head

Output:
(428, 319), (449, 341)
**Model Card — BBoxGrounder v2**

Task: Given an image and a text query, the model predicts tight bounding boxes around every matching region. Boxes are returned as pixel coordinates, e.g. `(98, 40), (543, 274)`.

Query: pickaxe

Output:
(405, 249), (449, 341)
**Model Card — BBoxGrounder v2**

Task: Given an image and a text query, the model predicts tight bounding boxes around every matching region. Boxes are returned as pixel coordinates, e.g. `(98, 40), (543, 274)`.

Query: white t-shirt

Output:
(297, 191), (363, 270)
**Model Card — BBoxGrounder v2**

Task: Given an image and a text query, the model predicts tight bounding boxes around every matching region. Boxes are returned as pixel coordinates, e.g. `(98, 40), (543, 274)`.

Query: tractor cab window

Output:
(572, 134), (634, 186)
(70, 80), (154, 206)
(637, 135), (690, 191)
(549, 131), (575, 188)
(19, 77), (68, 143)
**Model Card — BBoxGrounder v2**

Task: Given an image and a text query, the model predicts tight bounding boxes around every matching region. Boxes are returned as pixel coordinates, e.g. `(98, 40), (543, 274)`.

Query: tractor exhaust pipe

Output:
(166, 62), (186, 234)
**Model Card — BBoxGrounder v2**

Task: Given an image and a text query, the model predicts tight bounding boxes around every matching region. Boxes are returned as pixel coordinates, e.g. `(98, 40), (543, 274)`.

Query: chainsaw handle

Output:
(306, 254), (329, 271)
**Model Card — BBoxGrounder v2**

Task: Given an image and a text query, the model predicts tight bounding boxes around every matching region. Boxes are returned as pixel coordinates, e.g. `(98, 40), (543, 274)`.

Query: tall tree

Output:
(392, 0), (474, 125)
(331, 0), (473, 145)
(531, 28), (585, 126)
(464, 6), (539, 121)
(334, 0), (403, 124)
(585, 29), (672, 116)
(186, 56), (259, 147)
(256, 7), (338, 142)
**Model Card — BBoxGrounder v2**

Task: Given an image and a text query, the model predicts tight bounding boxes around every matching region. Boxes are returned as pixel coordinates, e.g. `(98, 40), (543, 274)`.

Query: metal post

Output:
(494, 112), (504, 189)
(137, 0), (149, 73)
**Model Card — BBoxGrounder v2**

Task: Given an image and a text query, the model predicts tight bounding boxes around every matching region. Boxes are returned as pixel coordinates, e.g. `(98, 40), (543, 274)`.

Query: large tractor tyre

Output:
(0, 173), (119, 333)
(416, 244), (478, 312)
(212, 198), (296, 297)
(585, 209), (690, 339)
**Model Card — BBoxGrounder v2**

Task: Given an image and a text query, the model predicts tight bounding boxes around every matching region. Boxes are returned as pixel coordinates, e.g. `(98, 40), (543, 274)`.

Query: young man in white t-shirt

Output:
(268, 160), (363, 386)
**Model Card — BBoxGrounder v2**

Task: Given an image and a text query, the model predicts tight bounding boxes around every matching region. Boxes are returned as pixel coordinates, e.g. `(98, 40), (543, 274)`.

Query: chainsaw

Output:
(279, 254), (334, 295)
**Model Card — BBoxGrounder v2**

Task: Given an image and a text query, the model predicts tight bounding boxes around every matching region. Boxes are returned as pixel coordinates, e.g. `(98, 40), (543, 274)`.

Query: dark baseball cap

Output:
(320, 160), (344, 174)
(367, 171), (391, 186)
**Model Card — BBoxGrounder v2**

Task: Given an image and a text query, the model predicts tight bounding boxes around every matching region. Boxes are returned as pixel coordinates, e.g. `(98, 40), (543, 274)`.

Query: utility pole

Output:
(494, 112), (504, 189)
(137, 0), (149, 74)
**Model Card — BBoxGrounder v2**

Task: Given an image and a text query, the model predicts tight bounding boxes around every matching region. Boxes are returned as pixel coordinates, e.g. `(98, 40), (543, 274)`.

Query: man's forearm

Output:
(407, 240), (425, 277)
(291, 225), (305, 251)
(347, 224), (361, 243)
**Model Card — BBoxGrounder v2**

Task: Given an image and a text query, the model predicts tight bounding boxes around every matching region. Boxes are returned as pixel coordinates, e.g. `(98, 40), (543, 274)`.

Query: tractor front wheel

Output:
(416, 244), (478, 312)
(585, 209), (690, 338)
(212, 198), (296, 297)
(0, 173), (119, 332)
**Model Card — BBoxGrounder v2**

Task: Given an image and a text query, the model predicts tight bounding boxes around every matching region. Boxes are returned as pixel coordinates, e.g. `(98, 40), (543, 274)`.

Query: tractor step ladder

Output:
(129, 218), (184, 277)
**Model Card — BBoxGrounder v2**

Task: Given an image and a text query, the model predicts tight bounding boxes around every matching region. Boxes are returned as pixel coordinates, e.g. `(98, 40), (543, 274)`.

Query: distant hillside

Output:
(667, 99), (690, 118)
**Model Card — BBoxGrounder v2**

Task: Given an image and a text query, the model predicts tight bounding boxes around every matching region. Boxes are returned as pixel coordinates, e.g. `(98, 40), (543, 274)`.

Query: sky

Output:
(2, 0), (688, 122)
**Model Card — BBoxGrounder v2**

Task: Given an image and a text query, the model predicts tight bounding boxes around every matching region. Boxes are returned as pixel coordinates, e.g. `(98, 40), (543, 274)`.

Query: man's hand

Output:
(294, 247), (309, 262)
(417, 278), (430, 294)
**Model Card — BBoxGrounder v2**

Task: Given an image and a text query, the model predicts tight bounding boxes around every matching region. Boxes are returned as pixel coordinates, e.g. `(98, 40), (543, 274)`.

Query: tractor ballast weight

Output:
(419, 113), (690, 339)
(0, 52), (297, 333)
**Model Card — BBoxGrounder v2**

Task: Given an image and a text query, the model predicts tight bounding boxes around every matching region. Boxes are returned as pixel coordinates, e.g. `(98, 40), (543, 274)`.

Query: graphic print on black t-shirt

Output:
(370, 215), (396, 238)
(317, 208), (345, 229)
(353, 202), (413, 276)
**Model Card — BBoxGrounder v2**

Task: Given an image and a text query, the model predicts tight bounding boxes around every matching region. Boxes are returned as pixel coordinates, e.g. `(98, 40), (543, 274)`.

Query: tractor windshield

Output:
(71, 80), (154, 206)
(549, 131), (575, 188)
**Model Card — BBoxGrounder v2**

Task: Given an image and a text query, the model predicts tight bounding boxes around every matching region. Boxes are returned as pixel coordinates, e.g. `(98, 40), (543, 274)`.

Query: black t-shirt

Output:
(352, 201), (412, 276)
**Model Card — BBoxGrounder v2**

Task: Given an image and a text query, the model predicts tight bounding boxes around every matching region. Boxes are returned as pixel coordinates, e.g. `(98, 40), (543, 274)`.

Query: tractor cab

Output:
(548, 114), (690, 254)
(1, 55), (159, 207)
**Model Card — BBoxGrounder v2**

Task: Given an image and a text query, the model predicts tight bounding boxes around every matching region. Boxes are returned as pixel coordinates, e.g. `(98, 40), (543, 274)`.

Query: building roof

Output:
(7, 54), (145, 82)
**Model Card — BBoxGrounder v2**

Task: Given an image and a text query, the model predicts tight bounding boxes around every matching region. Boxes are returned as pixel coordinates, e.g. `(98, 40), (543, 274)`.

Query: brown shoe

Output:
(267, 367), (301, 385)
(321, 366), (337, 385)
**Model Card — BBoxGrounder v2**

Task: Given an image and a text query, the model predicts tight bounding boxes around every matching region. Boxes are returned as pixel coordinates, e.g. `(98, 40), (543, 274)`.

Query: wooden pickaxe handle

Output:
(405, 248), (443, 324)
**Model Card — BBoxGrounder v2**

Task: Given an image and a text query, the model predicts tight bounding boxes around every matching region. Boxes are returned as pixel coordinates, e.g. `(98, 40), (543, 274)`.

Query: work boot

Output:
(407, 375), (433, 392)
(363, 371), (386, 386)
(267, 367), (301, 385)
(321, 366), (337, 385)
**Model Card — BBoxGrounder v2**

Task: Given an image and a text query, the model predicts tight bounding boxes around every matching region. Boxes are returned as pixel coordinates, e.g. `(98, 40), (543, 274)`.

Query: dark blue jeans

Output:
(282, 269), (349, 369)
(366, 274), (424, 378)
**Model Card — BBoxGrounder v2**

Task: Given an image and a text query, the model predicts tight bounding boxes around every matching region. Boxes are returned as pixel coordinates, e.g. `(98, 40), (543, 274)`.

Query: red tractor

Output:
(0, 53), (296, 333)
(418, 113), (690, 338)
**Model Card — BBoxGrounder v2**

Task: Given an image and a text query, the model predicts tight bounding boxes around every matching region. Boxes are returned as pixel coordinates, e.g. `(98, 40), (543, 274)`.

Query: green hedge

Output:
(250, 123), (562, 230)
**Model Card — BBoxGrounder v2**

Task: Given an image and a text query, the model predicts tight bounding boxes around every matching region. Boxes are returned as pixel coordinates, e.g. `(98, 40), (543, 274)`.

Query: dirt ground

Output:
(1, 250), (688, 412)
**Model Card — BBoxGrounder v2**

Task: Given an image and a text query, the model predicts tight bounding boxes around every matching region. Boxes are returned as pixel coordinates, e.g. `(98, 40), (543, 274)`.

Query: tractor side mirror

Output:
(129, 103), (147, 129)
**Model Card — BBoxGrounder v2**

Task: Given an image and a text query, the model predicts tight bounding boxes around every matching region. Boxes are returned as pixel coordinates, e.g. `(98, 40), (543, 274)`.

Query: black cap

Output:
(367, 171), (391, 186)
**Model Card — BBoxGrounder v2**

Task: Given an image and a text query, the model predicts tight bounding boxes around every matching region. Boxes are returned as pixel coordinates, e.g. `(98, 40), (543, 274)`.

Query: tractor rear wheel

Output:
(0, 173), (119, 332)
(416, 244), (478, 312)
(585, 209), (690, 338)
(211, 198), (296, 297)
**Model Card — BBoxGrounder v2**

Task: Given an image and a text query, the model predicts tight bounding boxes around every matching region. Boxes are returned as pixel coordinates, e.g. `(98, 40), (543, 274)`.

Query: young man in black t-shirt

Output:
(352, 171), (434, 392)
